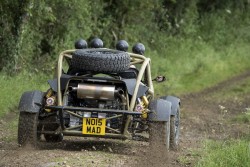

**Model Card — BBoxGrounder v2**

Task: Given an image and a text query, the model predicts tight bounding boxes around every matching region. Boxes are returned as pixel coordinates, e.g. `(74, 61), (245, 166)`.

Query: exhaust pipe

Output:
(70, 83), (115, 100)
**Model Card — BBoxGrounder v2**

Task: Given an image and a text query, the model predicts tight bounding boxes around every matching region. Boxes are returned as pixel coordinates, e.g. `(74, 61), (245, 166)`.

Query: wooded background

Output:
(0, 0), (249, 74)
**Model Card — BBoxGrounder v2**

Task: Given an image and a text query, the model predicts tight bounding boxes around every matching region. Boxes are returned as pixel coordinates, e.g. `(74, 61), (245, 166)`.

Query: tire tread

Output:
(71, 49), (130, 73)
(18, 112), (38, 147)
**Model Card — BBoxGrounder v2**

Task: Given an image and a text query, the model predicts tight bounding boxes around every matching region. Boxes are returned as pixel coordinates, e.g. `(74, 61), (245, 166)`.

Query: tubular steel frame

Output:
(52, 48), (154, 139)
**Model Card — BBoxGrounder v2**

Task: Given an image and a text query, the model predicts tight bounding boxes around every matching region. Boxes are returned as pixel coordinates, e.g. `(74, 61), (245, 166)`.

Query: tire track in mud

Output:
(1, 71), (250, 167)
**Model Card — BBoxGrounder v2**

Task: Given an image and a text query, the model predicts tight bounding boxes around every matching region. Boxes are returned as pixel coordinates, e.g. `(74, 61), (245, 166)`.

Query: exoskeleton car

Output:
(18, 39), (180, 151)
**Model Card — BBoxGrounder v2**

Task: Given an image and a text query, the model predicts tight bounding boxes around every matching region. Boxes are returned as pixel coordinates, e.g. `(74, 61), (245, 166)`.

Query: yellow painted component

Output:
(82, 118), (106, 135)
(46, 89), (53, 98)
(45, 109), (52, 112)
(142, 110), (148, 119)
(140, 96), (149, 119)
(141, 96), (149, 106)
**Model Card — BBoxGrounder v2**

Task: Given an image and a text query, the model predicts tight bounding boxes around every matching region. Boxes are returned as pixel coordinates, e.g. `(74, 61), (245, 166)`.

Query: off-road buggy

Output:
(18, 40), (180, 151)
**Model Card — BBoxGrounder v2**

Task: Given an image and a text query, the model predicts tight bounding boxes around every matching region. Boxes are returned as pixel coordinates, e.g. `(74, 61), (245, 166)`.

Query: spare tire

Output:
(71, 49), (130, 73)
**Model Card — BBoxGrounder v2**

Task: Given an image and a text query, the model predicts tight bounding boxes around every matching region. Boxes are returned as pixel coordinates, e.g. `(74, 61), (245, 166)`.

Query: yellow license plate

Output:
(82, 118), (106, 135)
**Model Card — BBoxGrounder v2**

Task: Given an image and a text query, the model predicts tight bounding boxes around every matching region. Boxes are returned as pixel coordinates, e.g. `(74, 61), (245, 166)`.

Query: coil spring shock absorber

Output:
(135, 96), (149, 119)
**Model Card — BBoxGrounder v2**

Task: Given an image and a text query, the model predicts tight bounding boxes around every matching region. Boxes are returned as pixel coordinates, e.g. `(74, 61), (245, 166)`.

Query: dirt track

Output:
(1, 71), (250, 167)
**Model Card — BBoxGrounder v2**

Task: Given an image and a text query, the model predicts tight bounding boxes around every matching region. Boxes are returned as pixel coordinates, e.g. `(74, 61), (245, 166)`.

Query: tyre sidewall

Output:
(170, 107), (180, 150)
(18, 112), (39, 147)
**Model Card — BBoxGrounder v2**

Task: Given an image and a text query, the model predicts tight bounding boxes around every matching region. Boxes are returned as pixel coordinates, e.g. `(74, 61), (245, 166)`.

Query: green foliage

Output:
(0, 0), (249, 101)
(196, 140), (250, 167)
(0, 72), (49, 117)
(1, 0), (249, 75)
(18, 0), (93, 73)
(0, 0), (30, 72)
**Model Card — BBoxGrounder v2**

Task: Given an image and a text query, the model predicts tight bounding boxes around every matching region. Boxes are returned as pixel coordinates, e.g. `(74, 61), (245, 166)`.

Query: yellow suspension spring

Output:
(141, 96), (149, 119)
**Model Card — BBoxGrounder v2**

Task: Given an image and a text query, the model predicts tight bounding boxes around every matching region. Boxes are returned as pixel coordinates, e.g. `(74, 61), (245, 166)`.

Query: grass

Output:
(1, 37), (250, 116)
(0, 71), (50, 117)
(177, 148), (201, 166)
(149, 38), (250, 96)
(1, 42), (249, 116)
(196, 140), (250, 167)
(231, 110), (250, 124)
(209, 77), (250, 101)
(192, 71), (250, 167)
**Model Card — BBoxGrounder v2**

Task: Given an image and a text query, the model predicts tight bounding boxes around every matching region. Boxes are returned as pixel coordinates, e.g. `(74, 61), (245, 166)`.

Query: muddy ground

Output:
(0, 72), (250, 167)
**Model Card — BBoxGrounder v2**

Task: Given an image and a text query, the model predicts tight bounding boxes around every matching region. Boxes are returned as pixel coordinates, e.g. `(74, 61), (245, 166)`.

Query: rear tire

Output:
(170, 107), (180, 150)
(149, 120), (170, 151)
(18, 112), (39, 148)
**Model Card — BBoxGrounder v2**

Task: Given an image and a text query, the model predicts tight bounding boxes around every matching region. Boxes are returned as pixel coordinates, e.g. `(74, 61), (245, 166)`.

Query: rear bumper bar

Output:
(44, 105), (140, 139)
(44, 106), (141, 115)
(45, 106), (142, 139)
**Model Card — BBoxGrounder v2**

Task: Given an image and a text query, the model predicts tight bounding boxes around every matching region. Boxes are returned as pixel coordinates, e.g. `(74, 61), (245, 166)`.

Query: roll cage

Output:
(45, 48), (155, 139)
(56, 49), (154, 110)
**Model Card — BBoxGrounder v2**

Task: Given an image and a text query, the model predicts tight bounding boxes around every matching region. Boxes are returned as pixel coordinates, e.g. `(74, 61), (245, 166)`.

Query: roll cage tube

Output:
(56, 49), (154, 111)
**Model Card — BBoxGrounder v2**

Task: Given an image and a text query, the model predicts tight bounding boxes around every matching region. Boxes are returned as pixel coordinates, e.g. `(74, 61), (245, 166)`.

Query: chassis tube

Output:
(123, 58), (150, 136)
(146, 61), (154, 97)
(129, 58), (150, 110)
(57, 50), (75, 106)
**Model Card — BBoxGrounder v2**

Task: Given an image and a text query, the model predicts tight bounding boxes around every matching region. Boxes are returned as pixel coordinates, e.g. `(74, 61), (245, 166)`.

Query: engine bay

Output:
(63, 78), (128, 132)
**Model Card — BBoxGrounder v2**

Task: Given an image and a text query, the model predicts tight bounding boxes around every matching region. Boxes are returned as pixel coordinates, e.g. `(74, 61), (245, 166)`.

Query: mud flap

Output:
(18, 90), (44, 113)
(161, 96), (180, 116)
(148, 99), (171, 121)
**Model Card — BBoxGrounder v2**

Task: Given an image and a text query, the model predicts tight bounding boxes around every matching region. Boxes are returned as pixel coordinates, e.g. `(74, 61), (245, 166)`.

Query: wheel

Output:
(44, 134), (63, 142)
(170, 106), (180, 150)
(18, 112), (39, 147)
(71, 49), (130, 73)
(149, 120), (170, 151)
